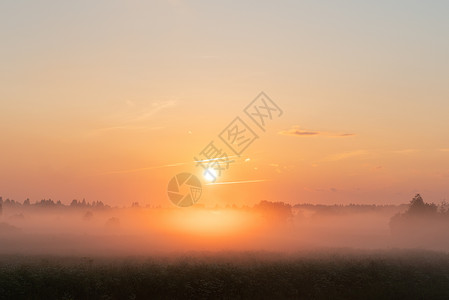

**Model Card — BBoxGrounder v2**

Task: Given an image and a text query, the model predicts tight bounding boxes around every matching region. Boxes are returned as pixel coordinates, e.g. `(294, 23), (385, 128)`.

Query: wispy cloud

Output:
(279, 126), (355, 137)
(95, 161), (189, 176)
(94, 154), (244, 176)
(124, 101), (176, 123)
(88, 100), (176, 136)
(321, 150), (370, 162)
(390, 149), (421, 154)
(316, 148), (424, 164)
(303, 187), (339, 192)
(88, 126), (164, 136)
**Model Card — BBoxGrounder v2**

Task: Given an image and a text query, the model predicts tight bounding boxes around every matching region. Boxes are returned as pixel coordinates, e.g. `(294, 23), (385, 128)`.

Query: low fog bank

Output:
(0, 195), (448, 255)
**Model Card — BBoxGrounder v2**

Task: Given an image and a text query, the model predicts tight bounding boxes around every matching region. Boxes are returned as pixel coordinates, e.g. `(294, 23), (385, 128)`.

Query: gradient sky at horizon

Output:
(1, 0), (449, 206)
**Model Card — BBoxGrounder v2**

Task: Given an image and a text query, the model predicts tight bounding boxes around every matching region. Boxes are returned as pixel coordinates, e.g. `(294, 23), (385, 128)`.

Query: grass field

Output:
(1, 250), (449, 300)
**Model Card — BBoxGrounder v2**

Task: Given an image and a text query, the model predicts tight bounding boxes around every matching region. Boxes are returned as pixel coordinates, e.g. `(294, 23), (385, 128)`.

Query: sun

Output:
(203, 168), (218, 182)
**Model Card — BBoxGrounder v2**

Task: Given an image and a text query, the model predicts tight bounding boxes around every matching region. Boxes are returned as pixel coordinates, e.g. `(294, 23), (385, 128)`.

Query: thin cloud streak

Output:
(279, 126), (355, 137)
(320, 150), (370, 162)
(206, 179), (269, 186)
(88, 101), (176, 136)
(96, 162), (188, 176)
(95, 154), (246, 176)
(316, 148), (426, 164)
(87, 126), (164, 136)
(125, 101), (176, 123)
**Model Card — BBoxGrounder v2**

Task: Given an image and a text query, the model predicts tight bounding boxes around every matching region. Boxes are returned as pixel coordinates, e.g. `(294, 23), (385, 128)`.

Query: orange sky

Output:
(1, 1), (449, 206)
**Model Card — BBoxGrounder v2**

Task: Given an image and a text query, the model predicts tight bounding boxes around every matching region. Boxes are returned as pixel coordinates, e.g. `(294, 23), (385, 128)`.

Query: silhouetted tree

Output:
(390, 194), (441, 236)
(93, 201), (105, 208)
(438, 200), (449, 215)
(37, 199), (55, 207)
(254, 200), (293, 223)
(407, 194), (437, 216)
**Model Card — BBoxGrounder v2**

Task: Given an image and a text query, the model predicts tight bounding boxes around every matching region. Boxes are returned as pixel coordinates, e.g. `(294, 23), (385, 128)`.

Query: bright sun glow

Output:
(162, 209), (259, 237)
(203, 168), (218, 182)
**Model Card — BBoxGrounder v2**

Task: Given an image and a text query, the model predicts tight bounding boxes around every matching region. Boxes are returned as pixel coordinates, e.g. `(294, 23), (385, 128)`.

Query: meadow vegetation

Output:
(1, 250), (449, 300)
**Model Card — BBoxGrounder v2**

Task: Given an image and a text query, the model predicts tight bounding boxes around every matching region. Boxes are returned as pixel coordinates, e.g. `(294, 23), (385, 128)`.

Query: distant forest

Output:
(0, 196), (407, 212)
(1, 194), (448, 224)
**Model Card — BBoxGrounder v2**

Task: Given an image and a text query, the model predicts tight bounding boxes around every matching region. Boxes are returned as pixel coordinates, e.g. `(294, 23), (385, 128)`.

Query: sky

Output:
(1, 0), (449, 207)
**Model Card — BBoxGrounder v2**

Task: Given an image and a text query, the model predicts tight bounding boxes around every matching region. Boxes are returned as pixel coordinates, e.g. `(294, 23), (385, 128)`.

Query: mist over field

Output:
(2, 196), (449, 299)
(1, 195), (448, 255)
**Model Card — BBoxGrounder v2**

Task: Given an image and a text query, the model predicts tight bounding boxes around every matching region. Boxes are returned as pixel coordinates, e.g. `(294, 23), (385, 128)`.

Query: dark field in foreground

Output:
(1, 250), (449, 300)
